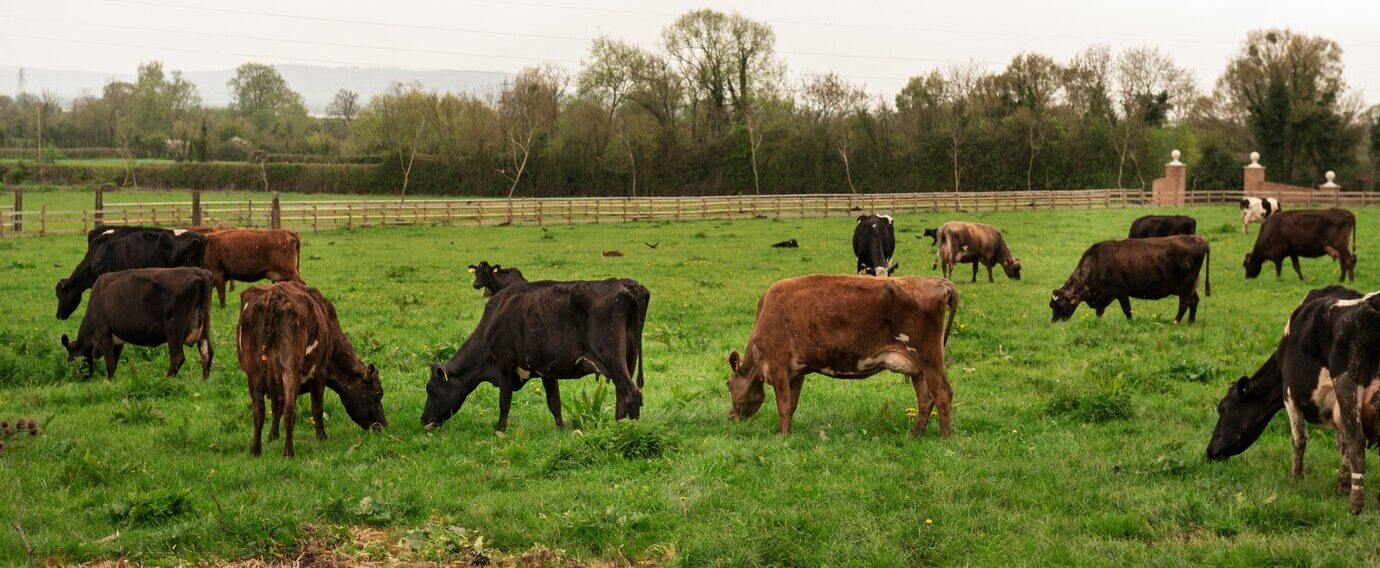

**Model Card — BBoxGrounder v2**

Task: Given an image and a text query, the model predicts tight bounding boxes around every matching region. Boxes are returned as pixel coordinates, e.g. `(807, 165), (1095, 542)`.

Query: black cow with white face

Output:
(853, 214), (897, 276)
(421, 278), (651, 431)
(468, 261), (527, 297)
(61, 267), (215, 380)
(56, 227), (207, 320)
(1209, 285), (1380, 514)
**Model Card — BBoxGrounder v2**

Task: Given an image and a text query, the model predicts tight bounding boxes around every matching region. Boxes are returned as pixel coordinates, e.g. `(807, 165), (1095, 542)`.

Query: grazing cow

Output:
(922, 228), (939, 246)
(57, 227), (207, 319)
(853, 214), (897, 276)
(1050, 235), (1211, 323)
(468, 261), (527, 297)
(237, 282), (386, 458)
(1240, 197), (1281, 234)
(727, 275), (958, 436)
(60, 267), (214, 380)
(1211, 286), (1380, 513)
(1128, 215), (1197, 239)
(422, 278), (650, 431)
(935, 222), (1022, 283)
(203, 229), (303, 307)
(1244, 208), (1356, 282)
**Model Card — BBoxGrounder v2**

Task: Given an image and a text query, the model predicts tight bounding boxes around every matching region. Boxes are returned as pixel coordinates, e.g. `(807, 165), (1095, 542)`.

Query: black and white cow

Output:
(1209, 285), (1380, 514)
(61, 267), (215, 380)
(1240, 197), (1281, 234)
(57, 227), (207, 320)
(853, 214), (897, 276)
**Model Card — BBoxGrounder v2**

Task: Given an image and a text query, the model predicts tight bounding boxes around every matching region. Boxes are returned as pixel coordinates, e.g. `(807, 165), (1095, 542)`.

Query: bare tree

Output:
(1110, 46), (1195, 188)
(802, 73), (869, 193)
(327, 89), (360, 125)
(497, 66), (566, 222)
(939, 62), (986, 193)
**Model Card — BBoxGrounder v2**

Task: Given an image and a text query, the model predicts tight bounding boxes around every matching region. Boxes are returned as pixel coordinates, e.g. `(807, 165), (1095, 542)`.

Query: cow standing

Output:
(203, 229), (304, 307)
(61, 267), (214, 380)
(853, 214), (897, 276)
(727, 275), (958, 436)
(1244, 208), (1356, 282)
(1128, 215), (1196, 239)
(421, 278), (651, 431)
(1241, 197), (1281, 234)
(935, 222), (1022, 283)
(1050, 235), (1210, 323)
(57, 227), (207, 319)
(469, 261), (527, 297)
(237, 282), (386, 458)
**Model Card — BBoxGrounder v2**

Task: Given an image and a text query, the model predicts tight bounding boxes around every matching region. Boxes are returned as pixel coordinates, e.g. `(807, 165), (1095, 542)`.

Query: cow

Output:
(853, 214), (897, 276)
(1241, 197), (1281, 234)
(727, 275), (959, 436)
(237, 282), (387, 458)
(57, 227), (207, 320)
(421, 278), (651, 431)
(922, 228), (939, 246)
(469, 261), (526, 297)
(1209, 286), (1380, 514)
(1128, 215), (1196, 239)
(935, 222), (1022, 283)
(203, 229), (303, 308)
(60, 267), (214, 380)
(1050, 235), (1210, 324)
(1244, 208), (1356, 282)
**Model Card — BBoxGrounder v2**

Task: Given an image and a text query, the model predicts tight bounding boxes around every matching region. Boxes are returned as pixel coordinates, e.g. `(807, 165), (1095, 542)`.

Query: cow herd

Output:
(38, 198), (1380, 514)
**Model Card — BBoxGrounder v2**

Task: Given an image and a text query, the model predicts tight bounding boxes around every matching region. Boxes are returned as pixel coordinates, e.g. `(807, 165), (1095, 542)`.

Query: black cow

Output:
(421, 279), (650, 431)
(468, 261), (527, 297)
(57, 227), (207, 320)
(1128, 215), (1196, 239)
(61, 267), (215, 380)
(922, 228), (939, 246)
(853, 214), (897, 276)
(1050, 235), (1211, 323)
(1244, 208), (1356, 282)
(1209, 286), (1380, 514)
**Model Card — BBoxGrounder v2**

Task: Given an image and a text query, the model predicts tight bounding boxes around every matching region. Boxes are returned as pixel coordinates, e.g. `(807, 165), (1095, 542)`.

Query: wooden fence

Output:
(1, 187), (1371, 238)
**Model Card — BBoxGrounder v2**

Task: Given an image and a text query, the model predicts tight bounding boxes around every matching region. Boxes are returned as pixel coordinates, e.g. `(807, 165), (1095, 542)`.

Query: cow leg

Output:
(784, 374), (806, 431)
(1337, 434), (1353, 496)
(213, 272), (228, 308)
(268, 395), (283, 442)
(1334, 379), (1367, 514)
(768, 370), (794, 434)
(540, 376), (564, 428)
(281, 376), (300, 458)
(985, 263), (994, 283)
(1117, 297), (1133, 320)
(1284, 396), (1308, 479)
(1174, 294), (1190, 324)
(970, 262), (978, 283)
(496, 381), (514, 432)
(920, 361), (954, 438)
(1274, 260), (1283, 279)
(1187, 291), (1200, 323)
(103, 344), (123, 380)
(198, 337), (213, 381)
(311, 379), (327, 441)
(250, 391), (265, 457)
(910, 375), (935, 436)
(165, 339), (187, 378)
(1290, 255), (1304, 281)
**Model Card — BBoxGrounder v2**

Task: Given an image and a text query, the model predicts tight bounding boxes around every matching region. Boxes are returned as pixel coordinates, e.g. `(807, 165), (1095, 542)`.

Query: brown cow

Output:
(204, 229), (303, 307)
(1244, 208), (1356, 282)
(936, 222), (1022, 282)
(237, 282), (386, 457)
(182, 225), (238, 236)
(727, 275), (959, 436)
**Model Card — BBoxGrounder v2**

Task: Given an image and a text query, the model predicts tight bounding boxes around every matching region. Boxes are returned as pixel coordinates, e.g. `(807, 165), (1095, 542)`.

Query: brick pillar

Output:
(1243, 151), (1265, 195)
(1152, 150), (1186, 206)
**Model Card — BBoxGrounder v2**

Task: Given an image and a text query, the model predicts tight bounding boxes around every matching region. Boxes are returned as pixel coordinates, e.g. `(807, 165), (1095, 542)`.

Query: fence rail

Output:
(2, 188), (1374, 238)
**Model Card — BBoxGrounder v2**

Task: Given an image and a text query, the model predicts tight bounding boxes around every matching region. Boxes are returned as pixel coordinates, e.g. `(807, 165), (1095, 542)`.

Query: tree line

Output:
(2, 12), (1377, 196)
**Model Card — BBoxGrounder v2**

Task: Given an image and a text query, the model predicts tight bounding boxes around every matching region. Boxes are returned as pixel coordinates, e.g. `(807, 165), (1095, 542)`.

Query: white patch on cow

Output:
(102, 229), (115, 236)
(1051, 294), (1058, 302)
(1283, 319), (1291, 338)
(112, 333), (127, 346)
(1354, 473), (1365, 480)
(305, 340), (319, 355)
(516, 367), (532, 379)
(198, 338), (210, 361)
(173, 229), (187, 236)
(1333, 291), (1380, 308)
(242, 303), (250, 313)
(1311, 367), (1341, 429)
(184, 325), (203, 344)
(895, 333), (910, 343)
(879, 214), (893, 223)
(306, 364), (318, 378)
(857, 351), (919, 375)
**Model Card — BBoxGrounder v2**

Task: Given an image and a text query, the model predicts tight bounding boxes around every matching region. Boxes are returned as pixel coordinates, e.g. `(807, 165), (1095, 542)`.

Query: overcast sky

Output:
(1, 0), (1376, 105)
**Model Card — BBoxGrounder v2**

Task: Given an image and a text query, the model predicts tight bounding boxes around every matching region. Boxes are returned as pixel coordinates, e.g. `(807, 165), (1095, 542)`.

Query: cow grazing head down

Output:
(859, 263), (900, 277)
(55, 279), (84, 320)
(60, 333), (92, 366)
(1049, 289), (1079, 321)
(1001, 257), (1023, 280)
(922, 228), (939, 245)
(420, 363), (476, 429)
(335, 363), (387, 430)
(726, 351), (766, 419)
(1207, 374), (1278, 460)
(1243, 252), (1264, 279)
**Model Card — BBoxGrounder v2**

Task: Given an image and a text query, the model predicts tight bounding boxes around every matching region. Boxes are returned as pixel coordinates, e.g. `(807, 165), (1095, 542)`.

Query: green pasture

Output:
(1, 206), (1379, 565)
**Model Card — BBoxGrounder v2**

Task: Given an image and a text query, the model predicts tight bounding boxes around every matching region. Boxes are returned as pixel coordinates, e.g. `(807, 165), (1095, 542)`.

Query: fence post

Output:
(270, 192), (281, 229)
(94, 185), (105, 228)
(40, 205), (46, 237)
(12, 186), (21, 233)
(191, 190), (202, 227)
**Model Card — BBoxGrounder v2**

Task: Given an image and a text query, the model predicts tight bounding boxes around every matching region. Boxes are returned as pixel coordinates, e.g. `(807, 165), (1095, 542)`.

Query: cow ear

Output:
(888, 263), (900, 275)
(429, 363), (447, 382)
(367, 363), (377, 377)
(1235, 378), (1249, 396)
(492, 265), (501, 271)
(728, 351), (741, 372)
(467, 265), (477, 274)
(61, 334), (70, 349)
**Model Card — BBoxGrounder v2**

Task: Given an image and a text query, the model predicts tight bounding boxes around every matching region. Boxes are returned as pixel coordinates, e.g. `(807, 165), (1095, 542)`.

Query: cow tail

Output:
(943, 284), (959, 348)
(258, 287), (285, 378)
(1204, 240), (1212, 297)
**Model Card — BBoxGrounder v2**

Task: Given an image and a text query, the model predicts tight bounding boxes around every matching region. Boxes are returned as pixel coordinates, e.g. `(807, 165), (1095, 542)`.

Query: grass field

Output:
(1, 205), (1379, 565)
(2, 186), (446, 214)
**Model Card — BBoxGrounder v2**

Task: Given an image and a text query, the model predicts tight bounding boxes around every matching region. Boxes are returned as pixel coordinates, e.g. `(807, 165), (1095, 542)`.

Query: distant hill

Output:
(0, 64), (513, 114)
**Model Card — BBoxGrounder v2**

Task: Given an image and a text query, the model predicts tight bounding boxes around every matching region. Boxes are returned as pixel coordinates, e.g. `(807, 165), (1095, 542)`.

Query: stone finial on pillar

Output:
(1320, 170), (1340, 190)
(1246, 151), (1263, 169)
(1243, 151), (1265, 194)
(1168, 149), (1183, 166)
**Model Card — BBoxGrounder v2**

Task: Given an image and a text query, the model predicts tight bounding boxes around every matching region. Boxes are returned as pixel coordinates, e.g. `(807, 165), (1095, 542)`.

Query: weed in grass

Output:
(111, 398), (165, 425)
(107, 488), (193, 525)
(1045, 378), (1133, 423)
(385, 264), (418, 281)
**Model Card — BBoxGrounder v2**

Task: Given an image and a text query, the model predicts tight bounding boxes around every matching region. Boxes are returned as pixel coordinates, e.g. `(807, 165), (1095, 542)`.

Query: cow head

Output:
(60, 333), (95, 377)
(1243, 252), (1264, 279)
(726, 351), (765, 419)
(859, 262), (899, 277)
(922, 228), (939, 246)
(1001, 257), (1022, 280)
(1049, 289), (1079, 321)
(1207, 375), (1277, 460)
(55, 279), (83, 320)
(420, 363), (478, 429)
(333, 363), (387, 431)
(469, 261), (504, 297)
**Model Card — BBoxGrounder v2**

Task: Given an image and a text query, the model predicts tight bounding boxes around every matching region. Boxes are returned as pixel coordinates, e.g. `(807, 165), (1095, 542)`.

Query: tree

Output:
(228, 63), (308, 151)
(662, 9), (780, 134)
(1368, 106), (1379, 190)
(497, 65), (566, 220)
(353, 83), (430, 200)
(1110, 46), (1195, 188)
(802, 73), (868, 193)
(997, 53), (1063, 189)
(327, 89), (360, 124)
(579, 37), (645, 196)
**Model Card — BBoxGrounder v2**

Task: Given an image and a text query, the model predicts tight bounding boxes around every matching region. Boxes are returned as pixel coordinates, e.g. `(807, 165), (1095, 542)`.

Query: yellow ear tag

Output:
(467, 267), (476, 274)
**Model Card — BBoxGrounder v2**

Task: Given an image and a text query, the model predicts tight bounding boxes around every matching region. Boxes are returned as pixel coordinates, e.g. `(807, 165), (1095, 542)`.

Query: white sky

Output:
(1, 0), (1376, 105)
